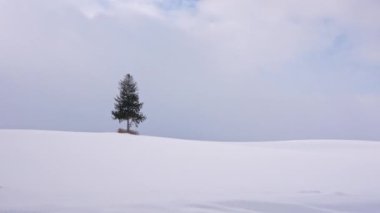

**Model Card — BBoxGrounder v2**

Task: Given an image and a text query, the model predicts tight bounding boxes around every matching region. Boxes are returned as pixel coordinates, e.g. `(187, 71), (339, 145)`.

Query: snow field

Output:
(0, 130), (380, 212)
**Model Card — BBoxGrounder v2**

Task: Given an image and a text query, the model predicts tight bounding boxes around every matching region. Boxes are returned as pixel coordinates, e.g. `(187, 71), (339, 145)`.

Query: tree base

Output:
(117, 128), (139, 135)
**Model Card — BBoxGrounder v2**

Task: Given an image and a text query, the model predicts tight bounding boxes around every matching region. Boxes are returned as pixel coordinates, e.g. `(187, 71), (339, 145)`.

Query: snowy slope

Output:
(0, 130), (379, 213)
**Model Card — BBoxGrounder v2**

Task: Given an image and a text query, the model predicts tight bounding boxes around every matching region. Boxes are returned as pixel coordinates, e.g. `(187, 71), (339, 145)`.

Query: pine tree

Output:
(112, 74), (146, 132)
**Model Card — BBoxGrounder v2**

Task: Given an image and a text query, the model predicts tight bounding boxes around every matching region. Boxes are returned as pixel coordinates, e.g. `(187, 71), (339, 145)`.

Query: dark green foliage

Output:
(112, 74), (146, 132)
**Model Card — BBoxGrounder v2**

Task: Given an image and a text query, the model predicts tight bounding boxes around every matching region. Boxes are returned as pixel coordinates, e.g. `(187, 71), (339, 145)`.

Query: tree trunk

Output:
(127, 119), (130, 132)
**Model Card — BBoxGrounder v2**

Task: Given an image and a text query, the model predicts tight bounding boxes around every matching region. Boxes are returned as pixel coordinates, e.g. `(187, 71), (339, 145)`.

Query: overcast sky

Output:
(0, 0), (379, 141)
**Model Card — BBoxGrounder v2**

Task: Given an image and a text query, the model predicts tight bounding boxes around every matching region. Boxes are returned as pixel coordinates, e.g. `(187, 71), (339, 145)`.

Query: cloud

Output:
(78, 0), (380, 72)
(185, 0), (379, 69)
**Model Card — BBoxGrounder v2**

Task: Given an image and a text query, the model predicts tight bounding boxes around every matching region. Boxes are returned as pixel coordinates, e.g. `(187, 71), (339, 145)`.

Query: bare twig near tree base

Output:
(117, 128), (139, 135)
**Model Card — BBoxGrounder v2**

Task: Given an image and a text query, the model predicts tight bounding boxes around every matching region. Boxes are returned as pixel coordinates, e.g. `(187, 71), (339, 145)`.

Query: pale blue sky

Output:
(0, 0), (379, 141)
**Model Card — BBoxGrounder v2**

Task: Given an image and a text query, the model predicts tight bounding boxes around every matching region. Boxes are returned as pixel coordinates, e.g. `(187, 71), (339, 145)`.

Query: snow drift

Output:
(0, 130), (379, 212)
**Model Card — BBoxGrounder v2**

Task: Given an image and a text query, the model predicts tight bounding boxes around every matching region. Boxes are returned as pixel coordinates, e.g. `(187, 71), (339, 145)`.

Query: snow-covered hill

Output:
(0, 130), (379, 212)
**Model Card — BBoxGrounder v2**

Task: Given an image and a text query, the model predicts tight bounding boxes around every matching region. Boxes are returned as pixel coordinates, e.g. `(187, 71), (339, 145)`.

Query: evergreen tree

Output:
(112, 74), (146, 132)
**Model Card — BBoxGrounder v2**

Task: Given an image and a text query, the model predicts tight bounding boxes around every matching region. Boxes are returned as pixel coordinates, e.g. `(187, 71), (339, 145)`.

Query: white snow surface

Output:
(0, 130), (380, 213)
